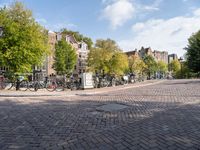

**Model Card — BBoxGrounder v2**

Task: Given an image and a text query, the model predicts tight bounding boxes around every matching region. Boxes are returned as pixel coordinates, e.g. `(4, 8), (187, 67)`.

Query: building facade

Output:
(153, 50), (168, 64)
(126, 49), (139, 58)
(126, 47), (169, 64)
(45, 31), (89, 77)
(168, 54), (178, 63)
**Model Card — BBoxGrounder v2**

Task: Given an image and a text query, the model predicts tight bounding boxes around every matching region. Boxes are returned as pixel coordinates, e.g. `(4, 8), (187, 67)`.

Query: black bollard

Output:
(16, 78), (20, 91)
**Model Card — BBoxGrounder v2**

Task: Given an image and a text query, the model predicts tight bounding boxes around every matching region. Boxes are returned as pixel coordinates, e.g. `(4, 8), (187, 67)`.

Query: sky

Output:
(0, 0), (200, 57)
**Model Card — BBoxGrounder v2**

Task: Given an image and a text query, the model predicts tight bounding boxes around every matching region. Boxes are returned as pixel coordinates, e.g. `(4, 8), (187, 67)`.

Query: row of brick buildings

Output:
(39, 31), (89, 77)
(0, 32), (178, 76)
(125, 47), (178, 64)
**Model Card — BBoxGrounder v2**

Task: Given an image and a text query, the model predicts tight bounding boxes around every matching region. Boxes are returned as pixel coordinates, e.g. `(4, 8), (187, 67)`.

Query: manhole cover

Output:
(96, 103), (128, 112)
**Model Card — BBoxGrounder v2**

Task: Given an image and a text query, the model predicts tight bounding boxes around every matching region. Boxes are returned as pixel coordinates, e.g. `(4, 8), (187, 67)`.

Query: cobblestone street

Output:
(0, 79), (200, 150)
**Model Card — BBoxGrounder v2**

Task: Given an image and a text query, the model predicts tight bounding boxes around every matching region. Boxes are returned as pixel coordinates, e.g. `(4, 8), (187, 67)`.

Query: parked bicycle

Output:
(28, 71), (56, 92)
(0, 73), (28, 91)
(55, 76), (75, 91)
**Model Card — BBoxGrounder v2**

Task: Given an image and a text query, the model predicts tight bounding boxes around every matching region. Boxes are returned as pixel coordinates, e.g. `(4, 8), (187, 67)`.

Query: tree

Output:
(60, 28), (93, 49)
(185, 30), (200, 73)
(128, 55), (146, 75)
(0, 2), (49, 73)
(157, 61), (168, 74)
(175, 62), (192, 79)
(143, 55), (157, 78)
(169, 59), (181, 73)
(87, 39), (128, 75)
(107, 51), (129, 75)
(53, 39), (77, 75)
(169, 59), (181, 78)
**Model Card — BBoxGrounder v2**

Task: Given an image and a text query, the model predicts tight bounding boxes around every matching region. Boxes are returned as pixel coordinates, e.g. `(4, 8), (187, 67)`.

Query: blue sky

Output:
(0, 0), (200, 57)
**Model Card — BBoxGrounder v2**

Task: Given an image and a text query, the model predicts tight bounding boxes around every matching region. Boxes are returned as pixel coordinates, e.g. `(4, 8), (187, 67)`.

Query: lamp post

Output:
(178, 57), (183, 79)
(0, 27), (4, 37)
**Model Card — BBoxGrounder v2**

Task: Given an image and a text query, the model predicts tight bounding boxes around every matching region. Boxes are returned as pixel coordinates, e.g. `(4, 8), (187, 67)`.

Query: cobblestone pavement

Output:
(0, 79), (200, 150)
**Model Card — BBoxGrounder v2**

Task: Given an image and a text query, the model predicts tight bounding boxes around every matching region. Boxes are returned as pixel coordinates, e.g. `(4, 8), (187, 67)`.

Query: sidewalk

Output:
(0, 80), (164, 97)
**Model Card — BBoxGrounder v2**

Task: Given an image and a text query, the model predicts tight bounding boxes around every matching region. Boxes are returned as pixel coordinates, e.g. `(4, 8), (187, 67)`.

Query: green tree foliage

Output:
(88, 39), (128, 75)
(185, 30), (200, 73)
(53, 39), (77, 75)
(0, 2), (49, 73)
(175, 62), (191, 79)
(128, 55), (146, 75)
(143, 55), (157, 78)
(169, 59), (181, 73)
(108, 51), (129, 75)
(169, 59), (181, 78)
(60, 28), (93, 49)
(157, 61), (168, 74)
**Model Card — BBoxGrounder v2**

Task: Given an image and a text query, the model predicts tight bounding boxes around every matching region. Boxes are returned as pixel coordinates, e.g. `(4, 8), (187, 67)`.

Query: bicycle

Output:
(55, 76), (74, 91)
(1, 74), (28, 91)
(28, 72), (56, 92)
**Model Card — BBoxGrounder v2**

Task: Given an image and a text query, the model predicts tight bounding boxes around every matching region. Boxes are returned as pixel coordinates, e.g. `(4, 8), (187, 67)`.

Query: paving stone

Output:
(0, 79), (200, 149)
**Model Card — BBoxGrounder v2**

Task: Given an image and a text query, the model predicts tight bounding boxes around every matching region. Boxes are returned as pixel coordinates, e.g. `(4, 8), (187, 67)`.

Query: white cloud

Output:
(141, 0), (163, 11)
(101, 0), (163, 29)
(119, 8), (200, 57)
(194, 9), (200, 16)
(101, 0), (135, 29)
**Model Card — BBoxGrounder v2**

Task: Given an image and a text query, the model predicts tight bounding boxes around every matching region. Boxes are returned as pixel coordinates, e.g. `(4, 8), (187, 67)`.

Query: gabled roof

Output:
(66, 34), (78, 44)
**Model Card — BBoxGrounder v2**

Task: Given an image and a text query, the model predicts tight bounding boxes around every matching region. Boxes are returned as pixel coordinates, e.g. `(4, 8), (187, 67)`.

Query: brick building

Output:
(125, 47), (169, 64)
(45, 31), (89, 77)
(168, 54), (178, 63)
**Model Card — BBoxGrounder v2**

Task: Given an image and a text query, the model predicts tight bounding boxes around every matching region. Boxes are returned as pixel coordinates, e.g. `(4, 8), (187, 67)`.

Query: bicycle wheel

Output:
(103, 80), (109, 87)
(28, 81), (37, 91)
(46, 81), (56, 92)
(0, 80), (6, 90)
(70, 82), (77, 90)
(7, 82), (15, 90)
(124, 80), (128, 85)
(0, 78), (12, 90)
(111, 79), (116, 87)
(19, 80), (28, 91)
(55, 80), (64, 92)
(46, 80), (56, 92)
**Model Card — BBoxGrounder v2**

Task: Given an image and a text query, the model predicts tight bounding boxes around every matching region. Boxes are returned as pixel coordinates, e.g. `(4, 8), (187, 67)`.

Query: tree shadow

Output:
(0, 97), (199, 150)
(163, 79), (200, 85)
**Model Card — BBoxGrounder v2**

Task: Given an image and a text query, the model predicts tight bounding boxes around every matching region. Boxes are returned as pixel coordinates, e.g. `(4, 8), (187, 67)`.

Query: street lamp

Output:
(0, 27), (4, 37)
(178, 57), (183, 79)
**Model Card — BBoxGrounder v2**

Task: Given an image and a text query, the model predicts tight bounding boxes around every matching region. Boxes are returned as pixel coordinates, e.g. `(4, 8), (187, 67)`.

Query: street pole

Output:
(181, 63), (183, 79)
(178, 57), (183, 79)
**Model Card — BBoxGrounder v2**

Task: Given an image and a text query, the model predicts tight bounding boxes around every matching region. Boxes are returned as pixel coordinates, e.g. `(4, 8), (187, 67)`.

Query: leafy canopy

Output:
(0, 2), (49, 73)
(53, 39), (77, 75)
(157, 61), (168, 73)
(185, 30), (200, 73)
(143, 55), (157, 77)
(88, 39), (128, 75)
(169, 59), (181, 73)
(128, 55), (146, 75)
